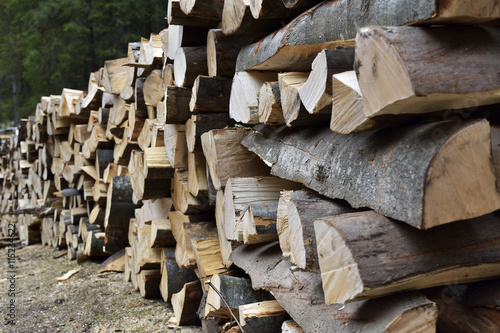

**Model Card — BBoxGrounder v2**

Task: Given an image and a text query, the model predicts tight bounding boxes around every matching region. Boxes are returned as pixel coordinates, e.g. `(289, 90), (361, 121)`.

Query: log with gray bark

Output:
(242, 119), (500, 229)
(314, 210), (500, 304)
(236, 0), (500, 72)
(230, 242), (438, 333)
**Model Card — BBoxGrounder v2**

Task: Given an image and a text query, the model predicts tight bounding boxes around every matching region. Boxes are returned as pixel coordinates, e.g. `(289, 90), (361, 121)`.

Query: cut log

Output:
(175, 221), (217, 269)
(171, 280), (204, 326)
(98, 248), (126, 273)
(242, 120), (500, 229)
(315, 210), (500, 304)
(165, 86), (192, 124)
(236, 0), (500, 72)
(201, 127), (270, 190)
(277, 190), (356, 269)
(224, 176), (301, 242)
(216, 190), (233, 267)
(103, 176), (136, 253)
(150, 218), (175, 248)
(168, 0), (220, 27)
(164, 124), (188, 169)
(143, 146), (175, 179)
(174, 47), (208, 88)
(171, 169), (210, 214)
(190, 76), (232, 113)
(258, 81), (285, 125)
(281, 320), (303, 333)
(167, 25), (209, 60)
(230, 242), (437, 333)
(204, 274), (274, 318)
(188, 150), (208, 197)
(143, 69), (164, 106)
(138, 269), (162, 299)
(186, 113), (236, 153)
(356, 26), (500, 119)
(192, 236), (229, 279)
(298, 48), (354, 114)
(180, 0), (223, 25)
(221, 0), (281, 35)
(249, 0), (302, 20)
(239, 300), (289, 333)
(160, 252), (198, 302)
(207, 29), (256, 79)
(229, 71), (278, 124)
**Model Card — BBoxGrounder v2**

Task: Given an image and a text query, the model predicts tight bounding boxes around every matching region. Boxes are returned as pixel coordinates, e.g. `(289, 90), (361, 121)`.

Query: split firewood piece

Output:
(98, 248), (125, 273)
(95, 149), (113, 179)
(165, 86), (192, 124)
(137, 118), (157, 150)
(201, 127), (270, 190)
(186, 113), (236, 153)
(237, 0), (500, 72)
(83, 230), (107, 257)
(166, 25), (209, 60)
(150, 218), (175, 248)
(59, 88), (84, 118)
(356, 26), (500, 119)
(143, 70), (164, 106)
(171, 169), (210, 214)
(89, 204), (105, 226)
(249, 0), (303, 20)
(175, 220), (217, 269)
(190, 76), (232, 113)
(239, 300), (289, 332)
(298, 48), (354, 114)
(171, 280), (204, 325)
(102, 58), (129, 95)
(221, 0), (282, 36)
(188, 150), (208, 197)
(242, 120), (500, 229)
(168, 0), (220, 27)
(124, 247), (133, 282)
(231, 242), (437, 333)
(204, 274), (274, 318)
(151, 123), (165, 148)
(103, 176), (136, 253)
(278, 72), (329, 127)
(138, 269), (162, 299)
(216, 190), (233, 267)
(174, 47), (208, 88)
(143, 146), (175, 180)
(160, 250), (198, 302)
(80, 87), (104, 114)
(168, 210), (215, 243)
(164, 124), (188, 169)
(423, 280), (500, 333)
(207, 29), (255, 79)
(277, 190), (356, 270)
(315, 210), (500, 305)
(180, 0), (224, 24)
(192, 236), (229, 279)
(230, 71), (278, 124)
(92, 180), (108, 203)
(133, 225), (163, 271)
(258, 81), (285, 125)
(224, 176), (302, 243)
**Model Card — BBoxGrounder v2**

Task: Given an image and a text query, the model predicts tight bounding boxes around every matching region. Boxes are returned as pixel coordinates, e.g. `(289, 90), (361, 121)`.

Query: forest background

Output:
(0, 0), (166, 127)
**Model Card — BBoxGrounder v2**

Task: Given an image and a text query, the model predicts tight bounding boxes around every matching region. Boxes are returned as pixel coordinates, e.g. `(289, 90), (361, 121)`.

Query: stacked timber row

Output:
(1, 0), (500, 332)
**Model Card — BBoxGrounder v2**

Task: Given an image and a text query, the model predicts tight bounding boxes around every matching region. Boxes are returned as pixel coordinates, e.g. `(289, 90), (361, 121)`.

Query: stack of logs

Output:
(1, 0), (500, 332)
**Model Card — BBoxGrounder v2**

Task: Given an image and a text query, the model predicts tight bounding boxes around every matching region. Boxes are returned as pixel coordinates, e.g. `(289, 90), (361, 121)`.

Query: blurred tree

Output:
(0, 0), (166, 126)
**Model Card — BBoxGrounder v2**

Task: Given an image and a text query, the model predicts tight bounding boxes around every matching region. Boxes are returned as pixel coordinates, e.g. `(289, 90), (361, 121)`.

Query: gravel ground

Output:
(0, 244), (201, 333)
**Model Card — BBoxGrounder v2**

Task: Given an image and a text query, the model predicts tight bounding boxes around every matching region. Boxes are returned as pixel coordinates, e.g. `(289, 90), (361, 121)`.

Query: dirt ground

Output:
(0, 244), (201, 333)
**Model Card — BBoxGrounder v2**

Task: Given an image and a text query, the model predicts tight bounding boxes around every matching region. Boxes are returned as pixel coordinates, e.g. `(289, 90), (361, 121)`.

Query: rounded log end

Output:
(174, 48), (187, 88)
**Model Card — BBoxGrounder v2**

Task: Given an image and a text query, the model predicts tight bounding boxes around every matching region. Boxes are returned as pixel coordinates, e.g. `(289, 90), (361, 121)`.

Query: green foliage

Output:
(0, 0), (166, 126)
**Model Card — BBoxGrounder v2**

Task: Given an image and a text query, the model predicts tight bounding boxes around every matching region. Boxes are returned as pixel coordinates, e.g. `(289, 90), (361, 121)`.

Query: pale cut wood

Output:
(169, 210), (216, 243)
(103, 58), (129, 95)
(258, 81), (285, 125)
(239, 300), (288, 333)
(150, 219), (175, 248)
(174, 47), (208, 88)
(224, 176), (301, 242)
(356, 26), (500, 118)
(166, 25), (208, 60)
(277, 190), (356, 269)
(98, 249), (126, 273)
(171, 169), (209, 214)
(143, 69), (164, 106)
(171, 280), (204, 326)
(216, 190), (233, 267)
(160, 252), (198, 302)
(185, 113), (236, 153)
(59, 88), (84, 117)
(138, 118), (156, 150)
(164, 124), (188, 169)
(229, 71), (278, 124)
(242, 120), (500, 229)
(281, 320), (303, 333)
(143, 146), (175, 179)
(192, 236), (228, 278)
(188, 150), (208, 197)
(190, 75), (232, 113)
(221, 0), (281, 35)
(298, 48), (354, 114)
(249, 0), (302, 19)
(231, 242), (437, 333)
(315, 210), (500, 304)
(175, 221), (217, 269)
(201, 127), (270, 190)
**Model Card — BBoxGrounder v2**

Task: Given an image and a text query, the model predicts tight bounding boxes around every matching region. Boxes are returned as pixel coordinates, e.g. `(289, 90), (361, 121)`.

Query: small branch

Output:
(205, 280), (245, 333)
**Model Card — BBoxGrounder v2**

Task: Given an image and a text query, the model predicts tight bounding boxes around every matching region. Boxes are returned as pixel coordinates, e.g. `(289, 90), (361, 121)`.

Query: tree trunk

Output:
(314, 210), (500, 304)
(242, 120), (500, 229)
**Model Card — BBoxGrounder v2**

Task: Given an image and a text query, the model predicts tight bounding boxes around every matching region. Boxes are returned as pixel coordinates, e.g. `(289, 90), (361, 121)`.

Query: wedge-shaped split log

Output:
(315, 210), (500, 305)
